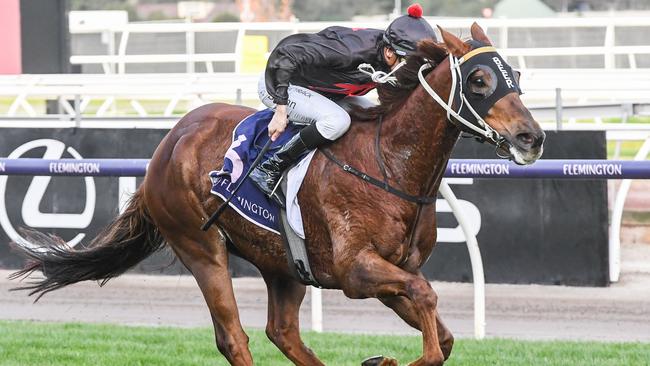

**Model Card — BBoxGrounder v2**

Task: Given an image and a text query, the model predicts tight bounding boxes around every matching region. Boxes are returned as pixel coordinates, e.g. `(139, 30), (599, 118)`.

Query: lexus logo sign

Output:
(0, 139), (96, 247)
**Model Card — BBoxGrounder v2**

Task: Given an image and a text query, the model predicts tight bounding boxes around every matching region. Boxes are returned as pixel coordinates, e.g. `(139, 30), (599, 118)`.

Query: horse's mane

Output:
(351, 39), (448, 121)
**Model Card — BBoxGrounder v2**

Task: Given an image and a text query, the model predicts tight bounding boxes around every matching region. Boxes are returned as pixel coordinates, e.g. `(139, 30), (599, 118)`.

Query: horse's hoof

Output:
(361, 355), (398, 366)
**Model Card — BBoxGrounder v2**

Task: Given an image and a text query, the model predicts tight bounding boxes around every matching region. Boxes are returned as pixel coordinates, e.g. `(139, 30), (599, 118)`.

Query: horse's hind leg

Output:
(379, 295), (454, 360)
(264, 274), (324, 366)
(163, 228), (254, 366)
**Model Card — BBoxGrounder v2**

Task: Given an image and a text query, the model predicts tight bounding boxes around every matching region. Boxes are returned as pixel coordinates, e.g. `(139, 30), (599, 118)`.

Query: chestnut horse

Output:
(11, 24), (544, 365)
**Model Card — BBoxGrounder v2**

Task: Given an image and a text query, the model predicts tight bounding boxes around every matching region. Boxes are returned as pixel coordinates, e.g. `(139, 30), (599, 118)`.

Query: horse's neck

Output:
(381, 65), (460, 196)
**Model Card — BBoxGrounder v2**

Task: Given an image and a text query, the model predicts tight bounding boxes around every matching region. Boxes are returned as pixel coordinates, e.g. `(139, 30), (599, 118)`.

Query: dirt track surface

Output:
(2, 244), (649, 343)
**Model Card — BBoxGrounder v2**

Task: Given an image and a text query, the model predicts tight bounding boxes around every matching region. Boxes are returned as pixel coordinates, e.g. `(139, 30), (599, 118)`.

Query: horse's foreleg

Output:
(338, 251), (445, 366)
(264, 275), (324, 366)
(379, 296), (454, 360)
(164, 228), (254, 366)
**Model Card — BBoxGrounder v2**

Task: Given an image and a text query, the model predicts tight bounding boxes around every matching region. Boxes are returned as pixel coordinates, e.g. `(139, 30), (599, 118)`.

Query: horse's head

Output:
(434, 23), (545, 165)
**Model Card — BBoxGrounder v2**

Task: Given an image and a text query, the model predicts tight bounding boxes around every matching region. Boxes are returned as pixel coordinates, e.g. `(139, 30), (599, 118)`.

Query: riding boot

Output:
(250, 124), (329, 208)
(250, 133), (308, 208)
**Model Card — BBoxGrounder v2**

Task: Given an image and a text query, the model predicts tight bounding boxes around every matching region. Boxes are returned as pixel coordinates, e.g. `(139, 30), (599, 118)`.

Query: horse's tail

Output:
(9, 187), (165, 301)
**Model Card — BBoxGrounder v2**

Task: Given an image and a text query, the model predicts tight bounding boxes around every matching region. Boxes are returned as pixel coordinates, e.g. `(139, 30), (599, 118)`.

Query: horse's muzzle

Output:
(508, 127), (545, 165)
(515, 130), (545, 151)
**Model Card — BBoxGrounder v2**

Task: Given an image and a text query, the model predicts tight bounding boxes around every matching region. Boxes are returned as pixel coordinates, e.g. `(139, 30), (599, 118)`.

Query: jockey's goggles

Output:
(383, 34), (416, 57)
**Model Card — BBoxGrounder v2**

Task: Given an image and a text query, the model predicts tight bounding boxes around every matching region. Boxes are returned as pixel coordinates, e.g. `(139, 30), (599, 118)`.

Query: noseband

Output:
(417, 46), (521, 158)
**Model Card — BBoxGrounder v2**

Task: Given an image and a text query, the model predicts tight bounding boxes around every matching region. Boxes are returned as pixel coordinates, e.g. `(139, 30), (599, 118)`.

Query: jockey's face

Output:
(383, 47), (403, 69)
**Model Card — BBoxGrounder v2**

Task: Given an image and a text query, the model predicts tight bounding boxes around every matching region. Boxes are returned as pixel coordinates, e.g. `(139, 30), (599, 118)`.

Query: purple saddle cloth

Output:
(209, 109), (302, 234)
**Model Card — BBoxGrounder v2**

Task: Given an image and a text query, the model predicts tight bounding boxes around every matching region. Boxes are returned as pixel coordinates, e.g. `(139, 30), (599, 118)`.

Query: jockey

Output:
(251, 3), (437, 207)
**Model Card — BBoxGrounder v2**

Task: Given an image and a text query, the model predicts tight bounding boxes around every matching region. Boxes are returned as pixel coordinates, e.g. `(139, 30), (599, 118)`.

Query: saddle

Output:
(209, 109), (320, 286)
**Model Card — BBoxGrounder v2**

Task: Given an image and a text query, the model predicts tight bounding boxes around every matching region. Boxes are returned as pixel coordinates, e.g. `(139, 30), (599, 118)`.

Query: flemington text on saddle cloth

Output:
(209, 109), (312, 236)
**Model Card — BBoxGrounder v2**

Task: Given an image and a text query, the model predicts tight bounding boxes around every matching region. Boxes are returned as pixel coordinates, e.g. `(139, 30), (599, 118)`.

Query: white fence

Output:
(0, 73), (260, 118)
(68, 16), (650, 74)
(4, 69), (650, 119)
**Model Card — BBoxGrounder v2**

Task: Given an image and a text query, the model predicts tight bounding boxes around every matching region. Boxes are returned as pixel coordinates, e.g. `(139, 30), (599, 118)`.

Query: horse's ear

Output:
(437, 25), (470, 58)
(470, 22), (492, 46)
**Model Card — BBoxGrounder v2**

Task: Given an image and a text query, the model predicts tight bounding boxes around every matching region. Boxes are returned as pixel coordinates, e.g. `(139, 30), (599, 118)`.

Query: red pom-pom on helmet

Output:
(407, 3), (423, 18)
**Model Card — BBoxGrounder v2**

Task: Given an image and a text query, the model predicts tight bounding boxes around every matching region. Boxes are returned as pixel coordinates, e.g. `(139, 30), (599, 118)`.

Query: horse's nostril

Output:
(517, 133), (534, 146)
(532, 132), (545, 148)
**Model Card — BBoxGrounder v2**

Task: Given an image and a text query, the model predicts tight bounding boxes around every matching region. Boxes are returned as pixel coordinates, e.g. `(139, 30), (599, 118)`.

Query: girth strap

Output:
(320, 148), (436, 205)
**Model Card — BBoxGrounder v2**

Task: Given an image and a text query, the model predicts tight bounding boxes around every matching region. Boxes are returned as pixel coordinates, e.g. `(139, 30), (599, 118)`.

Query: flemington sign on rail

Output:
(0, 158), (150, 176)
(49, 161), (101, 175)
(446, 160), (649, 179)
(562, 162), (622, 176)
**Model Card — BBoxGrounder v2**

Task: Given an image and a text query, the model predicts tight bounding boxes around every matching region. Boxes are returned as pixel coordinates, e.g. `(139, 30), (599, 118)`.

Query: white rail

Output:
(4, 70), (650, 118)
(439, 181), (485, 339)
(70, 16), (650, 35)
(609, 138), (650, 282)
(0, 73), (261, 117)
(68, 17), (650, 73)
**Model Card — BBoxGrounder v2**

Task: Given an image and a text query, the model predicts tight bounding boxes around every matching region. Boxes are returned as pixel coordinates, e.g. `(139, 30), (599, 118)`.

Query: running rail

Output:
(2, 158), (650, 178)
(2, 158), (650, 339)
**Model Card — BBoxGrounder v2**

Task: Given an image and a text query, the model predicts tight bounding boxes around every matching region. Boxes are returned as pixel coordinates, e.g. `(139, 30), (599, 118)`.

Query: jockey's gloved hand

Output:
(269, 105), (289, 141)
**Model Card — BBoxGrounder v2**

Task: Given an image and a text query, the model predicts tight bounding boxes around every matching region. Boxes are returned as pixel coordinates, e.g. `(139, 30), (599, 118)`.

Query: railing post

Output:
(604, 23), (615, 69)
(117, 30), (130, 74)
(499, 22), (509, 61)
(236, 88), (242, 105)
(311, 287), (323, 332)
(628, 53), (637, 69)
(609, 137), (650, 282)
(185, 18), (195, 74)
(234, 26), (245, 74)
(103, 30), (116, 74)
(74, 94), (81, 128)
(118, 177), (138, 214)
(439, 180), (485, 339)
(555, 88), (563, 130)
(390, 0), (402, 19)
(613, 105), (631, 159)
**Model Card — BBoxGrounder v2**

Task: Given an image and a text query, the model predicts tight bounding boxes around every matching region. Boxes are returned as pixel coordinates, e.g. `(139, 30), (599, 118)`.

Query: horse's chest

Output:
(377, 239), (411, 266)
(373, 204), (438, 268)
(371, 215), (416, 266)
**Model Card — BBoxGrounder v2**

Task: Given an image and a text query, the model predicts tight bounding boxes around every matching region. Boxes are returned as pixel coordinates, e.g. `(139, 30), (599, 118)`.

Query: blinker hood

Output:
(453, 45), (521, 124)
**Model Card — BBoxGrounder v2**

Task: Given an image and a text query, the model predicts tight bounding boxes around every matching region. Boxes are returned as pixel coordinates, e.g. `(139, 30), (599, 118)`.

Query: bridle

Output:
(417, 45), (522, 159)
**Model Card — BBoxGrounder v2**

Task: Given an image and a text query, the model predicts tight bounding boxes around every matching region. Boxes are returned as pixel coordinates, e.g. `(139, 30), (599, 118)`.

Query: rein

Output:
(321, 115), (436, 205)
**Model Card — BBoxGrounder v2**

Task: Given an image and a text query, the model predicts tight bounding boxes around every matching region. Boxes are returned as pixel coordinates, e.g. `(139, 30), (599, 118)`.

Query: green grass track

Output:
(1, 321), (650, 365)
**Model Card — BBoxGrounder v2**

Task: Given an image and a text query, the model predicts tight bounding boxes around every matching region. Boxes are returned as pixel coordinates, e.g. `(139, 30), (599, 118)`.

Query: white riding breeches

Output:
(257, 75), (374, 140)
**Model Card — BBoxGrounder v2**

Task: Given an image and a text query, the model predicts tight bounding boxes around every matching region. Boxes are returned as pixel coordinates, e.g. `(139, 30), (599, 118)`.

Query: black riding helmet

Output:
(383, 3), (437, 56)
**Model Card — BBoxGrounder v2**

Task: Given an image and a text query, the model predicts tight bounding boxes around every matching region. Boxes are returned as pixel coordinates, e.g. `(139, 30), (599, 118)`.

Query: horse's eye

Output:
(467, 66), (497, 98)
